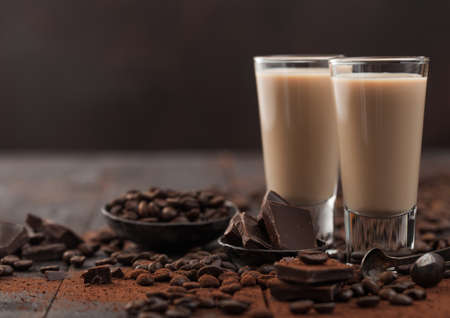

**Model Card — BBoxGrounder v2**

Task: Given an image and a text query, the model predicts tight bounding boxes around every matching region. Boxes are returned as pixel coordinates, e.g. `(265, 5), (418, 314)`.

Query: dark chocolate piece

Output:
(268, 278), (337, 302)
(0, 222), (28, 258)
(261, 202), (315, 250)
(257, 190), (288, 227)
(21, 243), (66, 261)
(45, 270), (67, 281)
(237, 213), (271, 249)
(222, 213), (243, 246)
(81, 265), (112, 284)
(298, 252), (328, 265)
(313, 302), (335, 314)
(275, 257), (353, 284)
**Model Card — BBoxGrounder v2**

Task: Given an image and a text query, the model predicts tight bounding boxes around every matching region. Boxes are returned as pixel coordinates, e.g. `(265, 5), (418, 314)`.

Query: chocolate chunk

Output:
(22, 243), (66, 261)
(268, 278), (337, 302)
(404, 288), (427, 300)
(275, 257), (353, 284)
(289, 300), (314, 314)
(257, 190), (289, 228)
(237, 213), (271, 249)
(40, 265), (60, 273)
(410, 252), (445, 287)
(45, 270), (67, 281)
(111, 267), (124, 278)
(13, 259), (33, 271)
(70, 255), (86, 267)
(260, 201), (315, 250)
(298, 252), (328, 265)
(28, 232), (46, 245)
(218, 299), (249, 314)
(313, 302), (335, 314)
(81, 265), (112, 284)
(223, 213), (243, 246)
(0, 222), (28, 258)
(356, 295), (380, 308)
(390, 293), (413, 306)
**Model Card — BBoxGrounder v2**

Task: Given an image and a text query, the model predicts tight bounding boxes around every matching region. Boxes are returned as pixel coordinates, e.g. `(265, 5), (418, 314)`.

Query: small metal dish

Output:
(102, 201), (237, 251)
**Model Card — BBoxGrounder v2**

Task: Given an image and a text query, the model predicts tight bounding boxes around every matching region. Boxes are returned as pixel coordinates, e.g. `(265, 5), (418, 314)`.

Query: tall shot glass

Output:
(254, 55), (342, 244)
(329, 57), (430, 255)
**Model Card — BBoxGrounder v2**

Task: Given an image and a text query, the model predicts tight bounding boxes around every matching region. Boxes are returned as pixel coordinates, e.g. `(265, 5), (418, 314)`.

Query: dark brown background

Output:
(0, 0), (448, 150)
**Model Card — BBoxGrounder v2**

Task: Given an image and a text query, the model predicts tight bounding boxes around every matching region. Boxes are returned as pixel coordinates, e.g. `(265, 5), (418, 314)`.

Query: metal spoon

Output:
(361, 247), (450, 278)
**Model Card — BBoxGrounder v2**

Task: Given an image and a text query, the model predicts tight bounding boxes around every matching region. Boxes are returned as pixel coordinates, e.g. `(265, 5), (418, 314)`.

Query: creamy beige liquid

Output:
(332, 73), (427, 215)
(255, 68), (339, 205)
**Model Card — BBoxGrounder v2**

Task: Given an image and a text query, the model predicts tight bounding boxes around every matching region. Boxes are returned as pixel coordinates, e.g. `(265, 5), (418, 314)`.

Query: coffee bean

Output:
(396, 264), (411, 275)
(362, 277), (380, 294)
(336, 288), (353, 302)
(404, 288), (427, 300)
(70, 255), (86, 267)
(95, 257), (116, 266)
(250, 309), (274, 318)
(379, 288), (397, 300)
(173, 297), (199, 310)
(222, 261), (237, 272)
(116, 253), (138, 266)
(257, 264), (276, 274)
(241, 273), (257, 286)
(1, 255), (20, 266)
(126, 269), (149, 280)
(136, 273), (154, 286)
(378, 271), (398, 285)
(298, 252), (328, 265)
(289, 300), (314, 314)
(356, 296), (380, 308)
(390, 294), (413, 306)
(170, 275), (189, 286)
(148, 262), (163, 273)
(410, 252), (445, 287)
(146, 297), (169, 312)
(199, 274), (220, 288)
(78, 243), (98, 257)
(0, 265), (14, 276)
(220, 282), (241, 294)
(444, 270), (450, 279)
(13, 259), (33, 271)
(218, 299), (249, 314)
(153, 268), (171, 282)
(313, 302), (335, 314)
(386, 281), (415, 293)
(198, 265), (224, 277)
(183, 282), (200, 290)
(40, 265), (60, 273)
(351, 283), (365, 296)
(137, 312), (164, 318)
(125, 299), (146, 316)
(350, 251), (365, 264)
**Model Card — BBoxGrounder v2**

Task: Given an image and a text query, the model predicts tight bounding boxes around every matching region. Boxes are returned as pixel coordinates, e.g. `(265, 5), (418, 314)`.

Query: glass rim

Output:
(254, 54), (344, 64)
(330, 56), (429, 65)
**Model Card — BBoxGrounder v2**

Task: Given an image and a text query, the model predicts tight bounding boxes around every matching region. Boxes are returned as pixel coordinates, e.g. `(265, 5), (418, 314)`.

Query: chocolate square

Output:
(237, 213), (271, 249)
(257, 190), (288, 229)
(222, 213), (243, 246)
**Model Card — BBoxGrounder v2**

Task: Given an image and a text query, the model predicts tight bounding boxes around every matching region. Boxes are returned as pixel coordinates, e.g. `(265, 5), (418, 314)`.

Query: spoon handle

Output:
(393, 246), (450, 267)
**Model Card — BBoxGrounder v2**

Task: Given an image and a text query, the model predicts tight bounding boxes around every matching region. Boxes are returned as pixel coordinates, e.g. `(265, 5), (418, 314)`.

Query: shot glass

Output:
(254, 55), (342, 244)
(329, 56), (430, 255)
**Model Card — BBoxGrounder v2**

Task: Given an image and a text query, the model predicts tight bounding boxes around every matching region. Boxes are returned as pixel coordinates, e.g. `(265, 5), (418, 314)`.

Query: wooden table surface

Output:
(0, 151), (448, 318)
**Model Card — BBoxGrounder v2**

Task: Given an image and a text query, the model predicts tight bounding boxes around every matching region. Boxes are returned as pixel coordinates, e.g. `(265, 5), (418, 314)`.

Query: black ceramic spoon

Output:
(361, 247), (450, 278)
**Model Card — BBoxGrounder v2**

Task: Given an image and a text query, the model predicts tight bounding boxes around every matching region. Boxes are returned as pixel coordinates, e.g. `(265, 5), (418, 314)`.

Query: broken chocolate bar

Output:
(257, 190), (289, 229)
(0, 222), (28, 258)
(81, 265), (112, 284)
(268, 277), (337, 302)
(21, 243), (66, 261)
(223, 213), (243, 246)
(260, 201), (315, 250)
(275, 257), (353, 284)
(237, 213), (271, 249)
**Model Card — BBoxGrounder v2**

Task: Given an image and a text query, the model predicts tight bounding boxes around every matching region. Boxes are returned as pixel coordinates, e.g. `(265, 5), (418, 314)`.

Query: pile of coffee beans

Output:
(105, 187), (231, 223)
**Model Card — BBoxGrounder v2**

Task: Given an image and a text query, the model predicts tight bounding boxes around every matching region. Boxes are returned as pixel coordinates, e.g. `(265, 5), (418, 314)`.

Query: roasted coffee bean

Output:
(78, 243), (98, 257)
(250, 309), (274, 318)
(404, 288), (427, 300)
(125, 299), (146, 316)
(241, 273), (257, 286)
(379, 288), (397, 300)
(396, 264), (411, 275)
(351, 283), (365, 296)
(136, 273), (154, 286)
(40, 265), (60, 273)
(95, 257), (116, 266)
(146, 297), (169, 312)
(0, 265), (14, 276)
(390, 293), (413, 306)
(350, 251), (365, 264)
(198, 265), (223, 277)
(137, 312), (164, 318)
(220, 282), (241, 294)
(222, 261), (237, 272)
(313, 302), (335, 314)
(126, 269), (149, 280)
(12, 259), (33, 271)
(1, 255), (20, 266)
(289, 300), (314, 314)
(199, 274), (220, 288)
(153, 268), (171, 282)
(122, 211), (139, 220)
(238, 266), (250, 275)
(161, 207), (178, 221)
(218, 299), (249, 314)
(362, 277), (380, 294)
(298, 252), (328, 265)
(116, 252), (138, 266)
(146, 292), (169, 300)
(111, 267), (124, 278)
(148, 262), (163, 273)
(173, 296), (199, 310)
(444, 270), (450, 279)
(257, 264), (276, 274)
(165, 307), (191, 318)
(356, 296), (380, 308)
(70, 255), (86, 267)
(197, 297), (216, 308)
(62, 250), (82, 264)
(378, 271), (398, 285)
(410, 252), (445, 288)
(170, 275), (189, 286)
(336, 288), (353, 302)
(183, 282), (200, 290)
